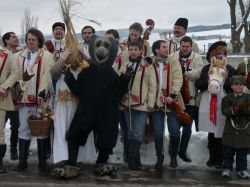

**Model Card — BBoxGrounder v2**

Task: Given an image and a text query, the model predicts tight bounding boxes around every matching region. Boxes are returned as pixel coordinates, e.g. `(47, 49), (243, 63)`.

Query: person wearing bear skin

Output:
(63, 35), (132, 177)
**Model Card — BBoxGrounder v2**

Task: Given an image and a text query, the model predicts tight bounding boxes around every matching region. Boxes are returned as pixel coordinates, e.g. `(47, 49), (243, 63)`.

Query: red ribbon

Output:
(210, 95), (217, 125)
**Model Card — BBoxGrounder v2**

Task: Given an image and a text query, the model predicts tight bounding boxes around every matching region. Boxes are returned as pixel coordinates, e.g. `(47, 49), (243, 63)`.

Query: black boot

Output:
(10, 130), (18, 160)
(37, 139), (49, 171)
(45, 137), (51, 159)
(214, 138), (223, 169)
(17, 139), (30, 171)
(128, 139), (141, 170)
(169, 136), (180, 168)
(206, 133), (216, 167)
(123, 138), (129, 163)
(178, 133), (192, 163)
(154, 138), (164, 170)
(0, 144), (7, 173)
(66, 142), (79, 166)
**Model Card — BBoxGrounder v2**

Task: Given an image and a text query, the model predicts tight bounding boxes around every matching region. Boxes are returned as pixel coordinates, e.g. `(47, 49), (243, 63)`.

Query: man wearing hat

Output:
(196, 41), (237, 169)
(44, 22), (72, 160)
(44, 22), (67, 61)
(221, 75), (250, 179)
(169, 18), (199, 54)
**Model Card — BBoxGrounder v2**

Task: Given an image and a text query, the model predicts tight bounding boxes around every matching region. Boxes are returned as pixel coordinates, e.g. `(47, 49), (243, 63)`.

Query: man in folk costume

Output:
(2, 32), (20, 160)
(14, 28), (55, 171)
(0, 43), (18, 173)
(195, 41), (237, 169)
(79, 25), (95, 62)
(168, 18), (199, 54)
(118, 40), (157, 170)
(150, 39), (170, 169)
(44, 22), (67, 159)
(121, 22), (151, 66)
(49, 31), (96, 167)
(44, 22), (65, 62)
(151, 40), (185, 169)
(168, 36), (203, 163)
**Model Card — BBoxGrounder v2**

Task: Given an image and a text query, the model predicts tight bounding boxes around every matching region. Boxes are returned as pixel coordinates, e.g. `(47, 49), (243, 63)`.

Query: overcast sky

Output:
(0, 0), (230, 35)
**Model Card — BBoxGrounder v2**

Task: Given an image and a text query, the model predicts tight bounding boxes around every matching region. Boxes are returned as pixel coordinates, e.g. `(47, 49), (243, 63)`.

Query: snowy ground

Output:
(4, 121), (250, 170)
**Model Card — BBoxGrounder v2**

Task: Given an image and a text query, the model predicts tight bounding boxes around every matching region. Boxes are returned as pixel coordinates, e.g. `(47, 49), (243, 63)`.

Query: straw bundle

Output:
(59, 0), (84, 68)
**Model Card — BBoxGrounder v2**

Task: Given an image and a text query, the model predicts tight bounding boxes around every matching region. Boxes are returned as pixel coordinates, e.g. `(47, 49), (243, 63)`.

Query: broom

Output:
(59, 0), (89, 70)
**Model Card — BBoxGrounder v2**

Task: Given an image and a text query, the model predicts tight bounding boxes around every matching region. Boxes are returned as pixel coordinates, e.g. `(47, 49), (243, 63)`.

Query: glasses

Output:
(83, 32), (92, 34)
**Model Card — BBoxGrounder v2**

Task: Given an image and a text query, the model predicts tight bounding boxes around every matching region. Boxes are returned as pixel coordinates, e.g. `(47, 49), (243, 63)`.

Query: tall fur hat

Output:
(206, 41), (227, 62)
(52, 22), (65, 31)
(174, 18), (188, 29)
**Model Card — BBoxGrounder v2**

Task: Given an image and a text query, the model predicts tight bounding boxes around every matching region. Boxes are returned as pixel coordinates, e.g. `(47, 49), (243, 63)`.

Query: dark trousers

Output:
(223, 146), (249, 171)
(5, 111), (19, 132)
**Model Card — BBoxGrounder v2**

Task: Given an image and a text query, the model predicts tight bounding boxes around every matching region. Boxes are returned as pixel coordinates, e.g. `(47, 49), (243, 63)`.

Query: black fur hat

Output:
(174, 18), (188, 29)
(52, 22), (65, 31)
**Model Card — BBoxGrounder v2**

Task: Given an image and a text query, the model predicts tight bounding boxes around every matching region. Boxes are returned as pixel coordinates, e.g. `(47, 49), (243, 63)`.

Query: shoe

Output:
(222, 170), (232, 177)
(237, 170), (250, 179)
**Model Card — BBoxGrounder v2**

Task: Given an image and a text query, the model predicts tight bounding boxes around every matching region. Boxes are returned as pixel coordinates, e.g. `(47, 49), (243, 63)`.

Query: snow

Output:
(4, 119), (250, 169)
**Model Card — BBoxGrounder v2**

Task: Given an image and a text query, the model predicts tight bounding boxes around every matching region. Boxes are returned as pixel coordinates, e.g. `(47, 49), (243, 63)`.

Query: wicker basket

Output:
(27, 117), (53, 136)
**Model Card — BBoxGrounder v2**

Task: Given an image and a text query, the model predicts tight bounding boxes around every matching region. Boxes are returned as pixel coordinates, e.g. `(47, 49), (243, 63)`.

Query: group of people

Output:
(0, 16), (249, 179)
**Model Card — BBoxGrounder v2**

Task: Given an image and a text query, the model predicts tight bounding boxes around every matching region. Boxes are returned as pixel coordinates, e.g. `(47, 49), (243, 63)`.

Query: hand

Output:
(165, 96), (174, 104)
(0, 87), (7, 97)
(233, 106), (241, 115)
(37, 97), (45, 106)
(125, 67), (135, 77)
(148, 107), (154, 112)
(61, 48), (72, 61)
(160, 96), (174, 105)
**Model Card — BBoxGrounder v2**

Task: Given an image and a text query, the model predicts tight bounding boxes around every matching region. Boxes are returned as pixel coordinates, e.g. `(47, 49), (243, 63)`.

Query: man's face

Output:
(180, 41), (192, 55)
(82, 28), (93, 43)
(6, 33), (19, 47)
(173, 25), (186, 38)
(53, 26), (65, 40)
(128, 46), (141, 59)
(129, 29), (140, 41)
(156, 42), (169, 58)
(231, 83), (244, 94)
(26, 33), (39, 51)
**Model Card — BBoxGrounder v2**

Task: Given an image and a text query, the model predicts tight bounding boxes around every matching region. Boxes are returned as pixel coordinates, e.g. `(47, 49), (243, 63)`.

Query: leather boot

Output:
(178, 133), (192, 163)
(45, 137), (51, 160)
(17, 139), (30, 171)
(214, 138), (223, 169)
(169, 136), (180, 168)
(0, 144), (7, 173)
(128, 139), (141, 170)
(37, 139), (49, 171)
(206, 133), (216, 167)
(66, 142), (79, 166)
(154, 138), (164, 170)
(10, 130), (18, 160)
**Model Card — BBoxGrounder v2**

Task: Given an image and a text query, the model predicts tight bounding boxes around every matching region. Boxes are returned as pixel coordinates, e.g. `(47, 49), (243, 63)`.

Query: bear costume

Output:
(63, 35), (130, 176)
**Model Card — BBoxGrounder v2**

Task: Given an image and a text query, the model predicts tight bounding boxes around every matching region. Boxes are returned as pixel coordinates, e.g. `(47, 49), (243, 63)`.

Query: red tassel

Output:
(210, 95), (217, 125)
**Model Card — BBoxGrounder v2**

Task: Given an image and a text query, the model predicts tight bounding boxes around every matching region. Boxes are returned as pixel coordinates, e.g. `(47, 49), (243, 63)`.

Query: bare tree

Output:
(228, 0), (250, 53)
(21, 8), (38, 37)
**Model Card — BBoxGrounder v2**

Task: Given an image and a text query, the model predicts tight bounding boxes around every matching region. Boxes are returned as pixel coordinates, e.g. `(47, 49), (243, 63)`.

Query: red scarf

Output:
(210, 95), (217, 125)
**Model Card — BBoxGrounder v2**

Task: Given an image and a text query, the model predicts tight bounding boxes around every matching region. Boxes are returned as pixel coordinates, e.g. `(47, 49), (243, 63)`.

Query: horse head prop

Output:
(208, 56), (227, 95)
